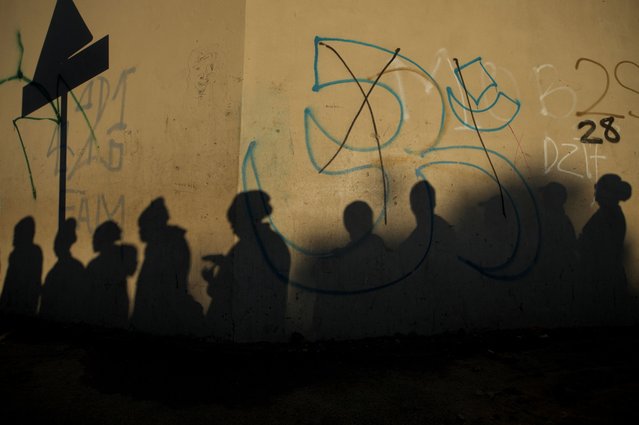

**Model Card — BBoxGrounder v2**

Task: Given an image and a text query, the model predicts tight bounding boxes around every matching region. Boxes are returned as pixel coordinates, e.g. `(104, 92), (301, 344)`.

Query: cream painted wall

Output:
(1, 0), (638, 340)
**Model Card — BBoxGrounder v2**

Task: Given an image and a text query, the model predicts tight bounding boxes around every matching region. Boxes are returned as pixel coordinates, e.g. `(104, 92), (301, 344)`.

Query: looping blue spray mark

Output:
(244, 140), (388, 257)
(420, 145), (541, 280)
(446, 57), (521, 132)
(447, 89), (521, 132)
(243, 140), (435, 295)
(452, 57), (496, 106)
(313, 36), (446, 152)
(307, 79), (404, 152)
(304, 108), (388, 175)
(241, 37), (539, 292)
(417, 161), (521, 271)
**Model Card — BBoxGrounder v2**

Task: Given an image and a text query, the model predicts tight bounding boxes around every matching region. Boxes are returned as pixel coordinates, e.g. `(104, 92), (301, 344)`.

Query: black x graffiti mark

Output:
(319, 42), (400, 224)
(453, 57), (506, 218)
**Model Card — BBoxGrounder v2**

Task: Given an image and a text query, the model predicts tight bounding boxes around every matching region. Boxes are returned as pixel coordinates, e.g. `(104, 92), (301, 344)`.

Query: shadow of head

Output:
(13, 216), (36, 247)
(409, 181), (435, 224)
(343, 201), (374, 241)
(594, 174), (632, 207)
(138, 198), (170, 243)
(54, 218), (77, 258)
(539, 181), (568, 210)
(227, 190), (273, 238)
(93, 220), (122, 253)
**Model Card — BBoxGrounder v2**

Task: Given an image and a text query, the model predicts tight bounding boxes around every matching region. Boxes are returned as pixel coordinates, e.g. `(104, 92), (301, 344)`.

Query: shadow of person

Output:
(130, 198), (203, 335)
(312, 201), (390, 339)
(396, 181), (463, 335)
(86, 221), (137, 328)
(40, 218), (88, 323)
(534, 182), (578, 326)
(578, 174), (632, 325)
(203, 191), (290, 342)
(0, 217), (43, 317)
(458, 193), (531, 330)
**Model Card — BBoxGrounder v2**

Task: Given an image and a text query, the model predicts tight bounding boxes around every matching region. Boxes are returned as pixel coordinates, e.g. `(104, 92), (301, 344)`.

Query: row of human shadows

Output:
(311, 175), (634, 338)
(0, 198), (201, 335)
(0, 192), (289, 338)
(0, 174), (633, 339)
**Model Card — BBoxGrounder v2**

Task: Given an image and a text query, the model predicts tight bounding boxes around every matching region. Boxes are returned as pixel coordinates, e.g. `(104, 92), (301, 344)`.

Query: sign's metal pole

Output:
(58, 91), (67, 230)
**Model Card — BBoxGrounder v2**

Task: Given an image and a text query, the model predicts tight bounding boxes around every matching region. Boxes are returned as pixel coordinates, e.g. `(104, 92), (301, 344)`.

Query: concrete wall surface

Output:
(1, 0), (638, 341)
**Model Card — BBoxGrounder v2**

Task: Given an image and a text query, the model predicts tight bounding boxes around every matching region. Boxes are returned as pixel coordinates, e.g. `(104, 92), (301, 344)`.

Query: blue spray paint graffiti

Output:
(446, 57), (521, 132)
(244, 142), (541, 288)
(245, 139), (389, 257)
(242, 142), (435, 295)
(418, 145), (541, 280)
(313, 36), (447, 153)
(242, 36), (540, 291)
